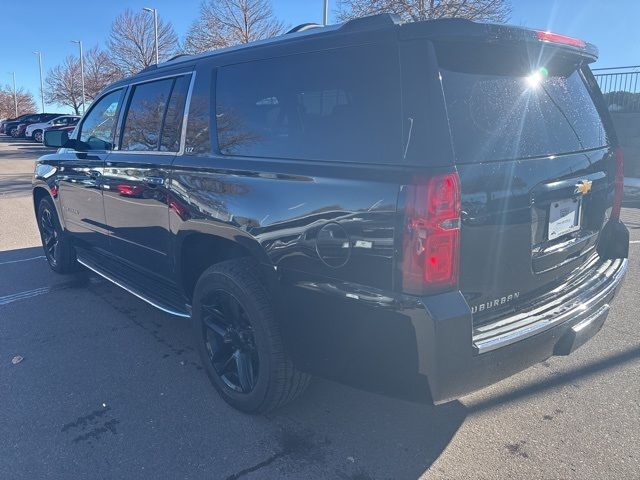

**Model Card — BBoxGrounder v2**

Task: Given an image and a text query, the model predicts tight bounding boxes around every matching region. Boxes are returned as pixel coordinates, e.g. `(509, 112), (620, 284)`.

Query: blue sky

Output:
(1, 0), (638, 113)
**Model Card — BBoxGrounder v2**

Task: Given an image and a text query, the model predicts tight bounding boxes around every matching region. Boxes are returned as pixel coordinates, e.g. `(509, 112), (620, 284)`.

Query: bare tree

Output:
(0, 86), (36, 118)
(44, 47), (122, 114)
(84, 46), (124, 100)
(337, 0), (511, 23)
(183, 0), (285, 54)
(45, 55), (83, 114)
(108, 9), (179, 76)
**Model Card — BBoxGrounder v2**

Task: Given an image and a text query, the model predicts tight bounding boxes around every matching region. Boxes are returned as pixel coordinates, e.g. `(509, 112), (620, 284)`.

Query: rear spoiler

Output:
(400, 19), (598, 63)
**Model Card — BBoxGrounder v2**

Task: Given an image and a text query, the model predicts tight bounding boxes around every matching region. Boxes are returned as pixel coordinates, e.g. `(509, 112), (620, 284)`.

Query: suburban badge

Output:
(470, 292), (520, 314)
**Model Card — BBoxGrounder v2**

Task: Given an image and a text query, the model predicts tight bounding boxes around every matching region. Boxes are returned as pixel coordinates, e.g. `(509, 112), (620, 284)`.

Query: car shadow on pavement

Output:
(0, 174), (32, 198)
(465, 345), (640, 415)
(2, 245), (638, 480)
(0, 246), (467, 480)
(0, 136), (54, 158)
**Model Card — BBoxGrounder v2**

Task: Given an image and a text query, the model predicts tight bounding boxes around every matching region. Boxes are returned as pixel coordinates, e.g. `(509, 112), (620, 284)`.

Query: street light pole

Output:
(10, 72), (17, 117)
(323, 0), (329, 26)
(33, 51), (45, 113)
(143, 7), (159, 64)
(71, 40), (86, 114)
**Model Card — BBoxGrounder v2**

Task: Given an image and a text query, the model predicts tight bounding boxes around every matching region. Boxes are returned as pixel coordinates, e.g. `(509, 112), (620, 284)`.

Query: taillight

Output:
(402, 173), (460, 295)
(611, 147), (624, 220)
(534, 30), (586, 48)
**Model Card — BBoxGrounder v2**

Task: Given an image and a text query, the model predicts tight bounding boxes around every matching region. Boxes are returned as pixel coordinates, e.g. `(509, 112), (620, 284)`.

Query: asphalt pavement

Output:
(0, 136), (638, 479)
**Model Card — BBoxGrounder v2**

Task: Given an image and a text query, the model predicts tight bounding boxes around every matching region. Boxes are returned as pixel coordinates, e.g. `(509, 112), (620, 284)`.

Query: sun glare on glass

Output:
(525, 71), (543, 88)
(525, 67), (549, 88)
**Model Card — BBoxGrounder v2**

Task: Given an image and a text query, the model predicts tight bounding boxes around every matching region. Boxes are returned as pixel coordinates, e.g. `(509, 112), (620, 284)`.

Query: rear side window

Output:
(215, 45), (402, 163)
(437, 43), (608, 163)
(160, 75), (191, 151)
(119, 75), (190, 152)
(121, 78), (174, 151)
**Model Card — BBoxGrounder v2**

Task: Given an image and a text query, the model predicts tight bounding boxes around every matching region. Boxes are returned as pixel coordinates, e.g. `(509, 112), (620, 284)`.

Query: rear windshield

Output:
(437, 43), (608, 164)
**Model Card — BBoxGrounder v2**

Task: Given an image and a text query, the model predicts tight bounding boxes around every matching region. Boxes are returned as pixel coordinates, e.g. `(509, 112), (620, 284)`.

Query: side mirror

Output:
(43, 129), (69, 148)
(43, 129), (83, 150)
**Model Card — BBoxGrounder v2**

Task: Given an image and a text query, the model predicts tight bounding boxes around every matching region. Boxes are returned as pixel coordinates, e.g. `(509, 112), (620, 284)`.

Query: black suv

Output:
(34, 15), (629, 413)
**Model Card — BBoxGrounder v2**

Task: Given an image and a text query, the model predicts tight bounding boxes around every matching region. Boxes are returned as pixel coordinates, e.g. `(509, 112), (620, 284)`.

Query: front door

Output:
(57, 89), (125, 251)
(102, 73), (192, 278)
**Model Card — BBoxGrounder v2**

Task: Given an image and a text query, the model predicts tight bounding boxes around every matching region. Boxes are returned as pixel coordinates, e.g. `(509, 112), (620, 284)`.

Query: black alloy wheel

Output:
(201, 290), (259, 393)
(39, 204), (59, 266)
(193, 258), (310, 413)
(37, 196), (78, 274)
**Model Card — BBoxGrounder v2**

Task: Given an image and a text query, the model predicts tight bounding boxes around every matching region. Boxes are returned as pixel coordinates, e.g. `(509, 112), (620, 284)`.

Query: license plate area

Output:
(548, 198), (581, 241)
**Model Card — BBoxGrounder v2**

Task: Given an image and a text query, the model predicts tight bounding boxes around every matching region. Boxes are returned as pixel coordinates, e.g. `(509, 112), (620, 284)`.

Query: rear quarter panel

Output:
(168, 40), (426, 379)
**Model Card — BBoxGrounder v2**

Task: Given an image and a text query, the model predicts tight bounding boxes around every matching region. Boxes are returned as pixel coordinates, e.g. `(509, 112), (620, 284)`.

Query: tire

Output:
(192, 258), (310, 413)
(33, 130), (43, 142)
(9, 127), (17, 137)
(37, 196), (78, 274)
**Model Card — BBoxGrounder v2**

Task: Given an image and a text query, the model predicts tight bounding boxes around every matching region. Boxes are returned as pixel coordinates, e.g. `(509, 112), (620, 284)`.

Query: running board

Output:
(76, 249), (190, 318)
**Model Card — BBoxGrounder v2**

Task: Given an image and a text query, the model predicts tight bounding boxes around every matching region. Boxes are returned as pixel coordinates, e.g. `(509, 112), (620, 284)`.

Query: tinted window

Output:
(121, 78), (173, 151)
(216, 45), (402, 163)
(184, 77), (211, 155)
(79, 89), (123, 150)
(437, 43), (608, 163)
(160, 75), (191, 151)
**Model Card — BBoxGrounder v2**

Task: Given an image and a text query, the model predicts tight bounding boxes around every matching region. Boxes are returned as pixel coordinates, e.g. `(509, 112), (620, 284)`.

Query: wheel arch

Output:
(33, 185), (51, 214)
(32, 183), (65, 230)
(176, 229), (276, 303)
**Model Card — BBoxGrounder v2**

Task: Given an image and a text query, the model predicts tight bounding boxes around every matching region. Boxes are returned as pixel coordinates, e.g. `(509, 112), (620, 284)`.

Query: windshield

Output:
(437, 43), (609, 164)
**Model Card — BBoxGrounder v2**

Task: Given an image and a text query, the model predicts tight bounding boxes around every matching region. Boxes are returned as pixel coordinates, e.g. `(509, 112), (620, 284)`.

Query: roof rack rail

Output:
(141, 14), (402, 73)
(287, 23), (323, 34)
(139, 53), (190, 73)
(167, 53), (191, 62)
(139, 64), (157, 73)
(340, 13), (402, 31)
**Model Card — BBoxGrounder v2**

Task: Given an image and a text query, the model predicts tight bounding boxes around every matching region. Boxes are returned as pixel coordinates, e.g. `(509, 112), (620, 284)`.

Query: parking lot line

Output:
(0, 255), (45, 266)
(0, 286), (50, 306)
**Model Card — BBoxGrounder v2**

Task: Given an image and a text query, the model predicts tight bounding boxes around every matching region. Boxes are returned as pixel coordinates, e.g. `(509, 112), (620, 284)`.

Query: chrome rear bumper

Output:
(473, 258), (627, 354)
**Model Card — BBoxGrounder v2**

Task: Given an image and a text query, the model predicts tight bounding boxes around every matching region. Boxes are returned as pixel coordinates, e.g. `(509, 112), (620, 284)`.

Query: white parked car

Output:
(25, 115), (80, 142)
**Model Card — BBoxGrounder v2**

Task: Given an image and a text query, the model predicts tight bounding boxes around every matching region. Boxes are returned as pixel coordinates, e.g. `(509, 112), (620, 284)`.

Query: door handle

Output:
(142, 176), (165, 186)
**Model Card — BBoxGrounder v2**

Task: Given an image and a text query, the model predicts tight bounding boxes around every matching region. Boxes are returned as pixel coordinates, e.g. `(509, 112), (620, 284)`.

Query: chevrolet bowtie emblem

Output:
(575, 179), (592, 195)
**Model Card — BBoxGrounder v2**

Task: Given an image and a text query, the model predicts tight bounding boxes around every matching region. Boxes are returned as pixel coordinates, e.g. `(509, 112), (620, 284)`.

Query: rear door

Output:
(102, 73), (192, 278)
(435, 40), (616, 322)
